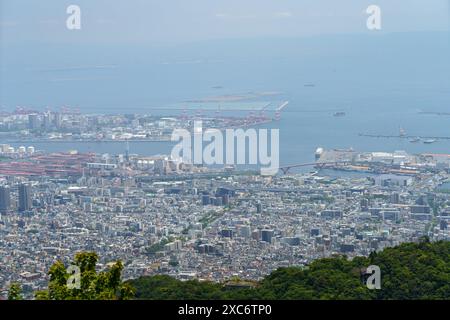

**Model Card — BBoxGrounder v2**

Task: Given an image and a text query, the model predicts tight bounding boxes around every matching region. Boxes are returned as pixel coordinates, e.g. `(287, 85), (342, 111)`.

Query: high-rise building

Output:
(0, 186), (11, 212)
(222, 195), (229, 205)
(261, 229), (274, 243)
(19, 183), (32, 212)
(360, 198), (369, 211)
(28, 114), (40, 130)
(213, 197), (223, 206)
(43, 112), (51, 130)
(237, 225), (251, 238)
(202, 195), (210, 206)
(220, 229), (233, 238)
(310, 228), (320, 237)
(53, 112), (62, 128)
(390, 193), (400, 204)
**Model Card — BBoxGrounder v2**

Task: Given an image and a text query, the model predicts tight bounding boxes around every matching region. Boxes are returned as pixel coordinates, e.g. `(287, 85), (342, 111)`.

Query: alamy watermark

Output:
(66, 5), (81, 30)
(366, 5), (382, 30)
(171, 121), (279, 176)
(66, 265), (81, 289)
(366, 265), (381, 290)
(64, 4), (381, 32)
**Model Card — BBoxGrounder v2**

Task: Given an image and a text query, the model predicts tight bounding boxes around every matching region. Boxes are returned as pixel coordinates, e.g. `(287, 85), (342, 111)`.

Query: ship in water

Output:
(423, 139), (437, 144)
(409, 137), (421, 143)
(333, 112), (346, 117)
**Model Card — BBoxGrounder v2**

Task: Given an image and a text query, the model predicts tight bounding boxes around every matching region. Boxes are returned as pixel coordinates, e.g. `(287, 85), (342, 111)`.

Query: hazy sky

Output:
(1, 0), (449, 45)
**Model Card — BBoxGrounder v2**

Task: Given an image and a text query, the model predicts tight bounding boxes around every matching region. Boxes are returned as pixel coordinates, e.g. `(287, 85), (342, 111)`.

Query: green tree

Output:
(35, 252), (135, 300)
(8, 283), (23, 300)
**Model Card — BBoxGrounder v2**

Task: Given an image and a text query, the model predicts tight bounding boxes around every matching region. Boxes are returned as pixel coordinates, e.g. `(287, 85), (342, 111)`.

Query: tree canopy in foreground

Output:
(8, 239), (449, 300)
(128, 239), (450, 300)
(34, 252), (134, 300)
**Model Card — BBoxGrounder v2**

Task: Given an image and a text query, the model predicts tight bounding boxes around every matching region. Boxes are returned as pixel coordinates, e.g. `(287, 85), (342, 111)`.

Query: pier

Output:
(358, 133), (450, 140)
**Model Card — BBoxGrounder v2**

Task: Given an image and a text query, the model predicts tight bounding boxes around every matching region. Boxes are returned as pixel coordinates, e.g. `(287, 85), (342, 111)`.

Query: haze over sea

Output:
(1, 32), (450, 167)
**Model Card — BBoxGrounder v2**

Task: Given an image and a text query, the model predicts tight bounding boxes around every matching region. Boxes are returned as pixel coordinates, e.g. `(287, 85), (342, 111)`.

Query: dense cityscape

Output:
(0, 112), (449, 299)
(0, 106), (279, 143)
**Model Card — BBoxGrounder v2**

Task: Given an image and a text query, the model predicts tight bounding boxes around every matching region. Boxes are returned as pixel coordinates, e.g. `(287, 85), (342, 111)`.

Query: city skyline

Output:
(0, 0), (449, 306)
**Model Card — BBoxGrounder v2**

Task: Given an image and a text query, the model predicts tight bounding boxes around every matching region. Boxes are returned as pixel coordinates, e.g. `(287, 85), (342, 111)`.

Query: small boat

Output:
(409, 137), (421, 143)
(333, 112), (346, 117)
(423, 139), (437, 144)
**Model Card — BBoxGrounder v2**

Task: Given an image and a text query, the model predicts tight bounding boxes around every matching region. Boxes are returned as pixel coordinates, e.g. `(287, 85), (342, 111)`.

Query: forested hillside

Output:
(129, 239), (450, 300)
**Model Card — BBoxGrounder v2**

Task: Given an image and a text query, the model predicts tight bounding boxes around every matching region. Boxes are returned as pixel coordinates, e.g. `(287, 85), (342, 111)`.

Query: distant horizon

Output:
(2, 30), (449, 54)
(2, 29), (450, 48)
(1, 0), (449, 46)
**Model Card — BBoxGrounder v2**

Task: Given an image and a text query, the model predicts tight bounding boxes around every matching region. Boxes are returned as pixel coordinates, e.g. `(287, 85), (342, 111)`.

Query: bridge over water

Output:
(278, 161), (351, 175)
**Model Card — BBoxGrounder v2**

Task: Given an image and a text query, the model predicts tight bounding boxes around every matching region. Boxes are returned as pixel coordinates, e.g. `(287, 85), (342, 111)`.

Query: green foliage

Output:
(35, 252), (135, 300)
(128, 275), (256, 300)
(8, 283), (23, 300)
(129, 241), (450, 300)
(199, 211), (224, 228)
(368, 240), (450, 299)
(31, 241), (449, 300)
(145, 237), (174, 255)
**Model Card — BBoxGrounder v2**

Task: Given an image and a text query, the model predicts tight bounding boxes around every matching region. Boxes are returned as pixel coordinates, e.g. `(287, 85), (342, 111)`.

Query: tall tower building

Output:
(28, 114), (40, 130)
(43, 112), (51, 130)
(125, 140), (130, 162)
(19, 183), (32, 212)
(53, 112), (62, 128)
(0, 186), (11, 213)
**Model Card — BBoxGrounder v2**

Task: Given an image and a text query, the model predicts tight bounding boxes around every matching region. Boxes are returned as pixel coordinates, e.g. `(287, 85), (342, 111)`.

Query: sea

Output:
(1, 32), (450, 169)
